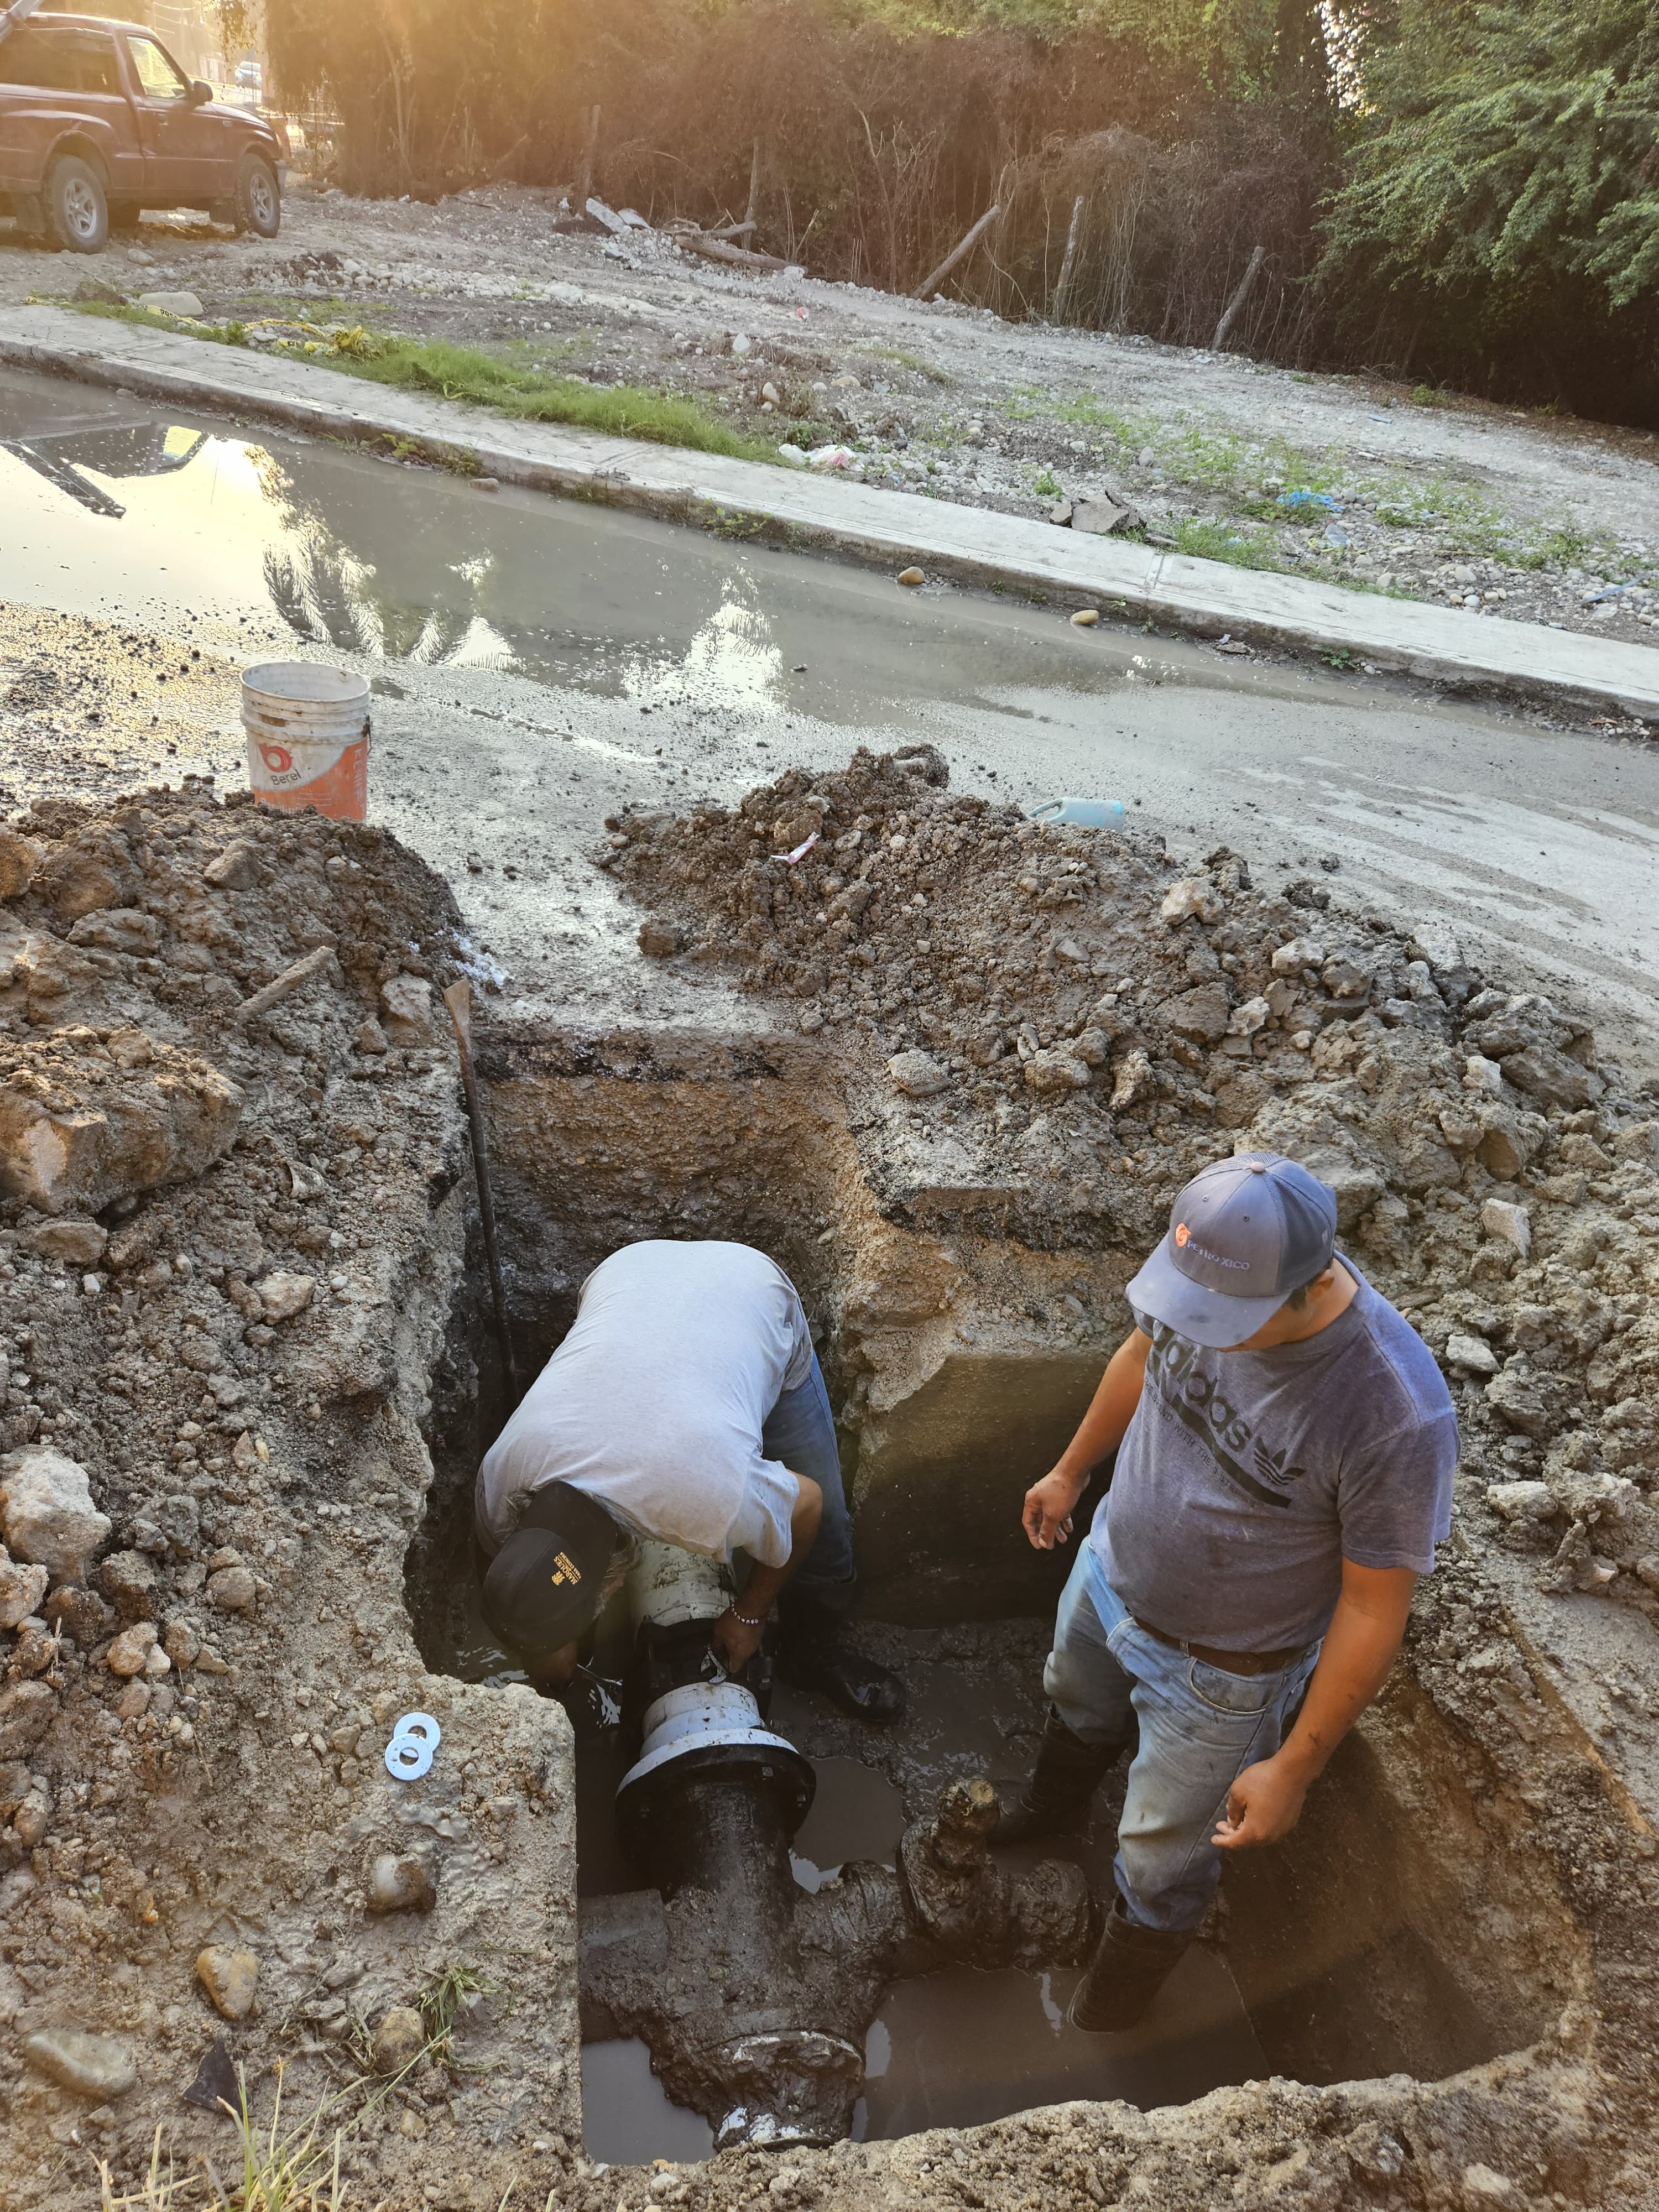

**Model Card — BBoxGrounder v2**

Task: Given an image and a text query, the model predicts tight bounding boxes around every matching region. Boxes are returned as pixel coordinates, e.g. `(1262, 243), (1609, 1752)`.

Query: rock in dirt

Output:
(106, 1620), (159, 1677)
(372, 2006), (427, 2074)
(0, 1449), (111, 1585)
(0, 1554), (48, 1629)
(0, 831), (40, 900)
(379, 975), (434, 1045)
(29, 1217), (107, 1268)
(196, 1944), (259, 2022)
(888, 1049), (950, 1098)
(1480, 1198), (1532, 1258)
(207, 1563), (258, 1612)
(1446, 1333), (1499, 1376)
(23, 2030), (137, 2099)
(638, 919), (685, 958)
(204, 842), (259, 891)
(0, 1032), (242, 1215)
(1486, 1480), (1557, 1522)
(259, 1271), (315, 1323)
(366, 1853), (437, 1913)
(1024, 1048), (1091, 1094)
(136, 289), (205, 318)
(0, 1678), (57, 1757)
(896, 567), (925, 587)
(96, 1549), (158, 1624)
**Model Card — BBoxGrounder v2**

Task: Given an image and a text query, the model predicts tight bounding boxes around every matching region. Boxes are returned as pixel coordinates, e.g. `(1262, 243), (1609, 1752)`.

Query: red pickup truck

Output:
(0, 12), (285, 251)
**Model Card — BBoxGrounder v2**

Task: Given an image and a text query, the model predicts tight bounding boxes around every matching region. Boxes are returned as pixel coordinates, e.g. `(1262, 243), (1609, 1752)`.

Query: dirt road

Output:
(6, 181), (1659, 646)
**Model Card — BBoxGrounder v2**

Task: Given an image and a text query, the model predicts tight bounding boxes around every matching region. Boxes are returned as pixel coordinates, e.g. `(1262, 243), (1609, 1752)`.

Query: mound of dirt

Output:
(609, 745), (1659, 1624)
(0, 785), (581, 2208)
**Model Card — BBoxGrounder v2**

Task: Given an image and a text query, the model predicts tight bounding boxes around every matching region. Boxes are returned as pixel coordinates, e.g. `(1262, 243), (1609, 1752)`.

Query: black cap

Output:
(481, 1482), (619, 1661)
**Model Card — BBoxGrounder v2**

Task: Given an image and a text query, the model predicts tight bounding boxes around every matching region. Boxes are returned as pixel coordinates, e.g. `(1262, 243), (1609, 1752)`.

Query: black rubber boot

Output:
(993, 1705), (1128, 1845)
(1067, 1896), (1193, 2033)
(778, 1577), (906, 1723)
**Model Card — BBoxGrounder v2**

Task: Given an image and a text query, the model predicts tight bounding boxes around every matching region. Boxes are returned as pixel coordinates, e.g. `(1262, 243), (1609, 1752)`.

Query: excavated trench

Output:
(399, 1042), (1591, 2168)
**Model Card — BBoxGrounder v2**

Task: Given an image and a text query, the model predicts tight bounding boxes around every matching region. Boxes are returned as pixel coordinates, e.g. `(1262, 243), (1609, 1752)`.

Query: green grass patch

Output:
(867, 343), (953, 384)
(1171, 518), (1286, 570)
(67, 303), (779, 464)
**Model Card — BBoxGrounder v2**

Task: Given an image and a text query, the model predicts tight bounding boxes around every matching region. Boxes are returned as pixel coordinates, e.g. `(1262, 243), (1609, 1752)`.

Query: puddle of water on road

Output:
(0, 362), (1164, 733)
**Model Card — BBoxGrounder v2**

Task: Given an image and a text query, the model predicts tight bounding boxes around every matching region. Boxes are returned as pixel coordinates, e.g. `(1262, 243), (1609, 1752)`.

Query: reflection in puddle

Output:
(581, 2038), (714, 2166)
(0, 361), (1144, 740)
(854, 1952), (1266, 2139)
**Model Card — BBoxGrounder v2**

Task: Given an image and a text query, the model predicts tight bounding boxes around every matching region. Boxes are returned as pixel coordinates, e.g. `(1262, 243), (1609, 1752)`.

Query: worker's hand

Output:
(1212, 1754), (1309, 1850)
(1022, 1469), (1080, 1552)
(711, 1608), (766, 1674)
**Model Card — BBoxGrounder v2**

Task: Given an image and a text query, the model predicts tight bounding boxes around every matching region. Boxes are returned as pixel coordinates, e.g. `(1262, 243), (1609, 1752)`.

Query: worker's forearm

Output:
(1276, 1606), (1401, 1781)
(735, 1477), (822, 1618)
(1053, 1333), (1151, 1491)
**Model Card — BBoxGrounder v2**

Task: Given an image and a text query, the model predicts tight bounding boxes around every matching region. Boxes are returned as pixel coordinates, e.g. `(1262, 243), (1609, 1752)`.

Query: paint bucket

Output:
(241, 661), (371, 821)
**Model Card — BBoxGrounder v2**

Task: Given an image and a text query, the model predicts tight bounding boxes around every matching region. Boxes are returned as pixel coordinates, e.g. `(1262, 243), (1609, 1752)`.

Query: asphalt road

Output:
(2, 362), (1653, 1072)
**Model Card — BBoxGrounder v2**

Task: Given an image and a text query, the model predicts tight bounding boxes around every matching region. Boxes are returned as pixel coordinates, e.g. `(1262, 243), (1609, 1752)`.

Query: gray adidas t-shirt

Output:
(1094, 1259), (1457, 1651)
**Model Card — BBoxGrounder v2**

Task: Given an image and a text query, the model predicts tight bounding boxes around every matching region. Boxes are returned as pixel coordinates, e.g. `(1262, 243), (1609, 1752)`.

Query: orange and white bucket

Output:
(241, 661), (371, 821)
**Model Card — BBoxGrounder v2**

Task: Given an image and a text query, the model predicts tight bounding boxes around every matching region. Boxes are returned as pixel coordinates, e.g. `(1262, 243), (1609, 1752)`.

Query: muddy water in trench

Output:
(448, 1586), (1264, 2162)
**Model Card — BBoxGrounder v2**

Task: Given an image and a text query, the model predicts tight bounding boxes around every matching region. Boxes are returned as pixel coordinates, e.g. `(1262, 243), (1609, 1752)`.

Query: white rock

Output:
(1445, 1333), (1499, 1376)
(106, 1620), (159, 1677)
(1484, 1480), (1556, 1522)
(1462, 2167), (1519, 2205)
(259, 1271), (316, 1323)
(1270, 936), (1323, 974)
(1409, 920), (1464, 971)
(1227, 994), (1270, 1037)
(0, 1556), (48, 1629)
(29, 1217), (107, 1268)
(888, 1050), (950, 1098)
(1110, 1049), (1156, 1112)
(379, 975), (434, 1045)
(1480, 1198), (1531, 1258)
(1160, 877), (1222, 925)
(1023, 1049), (1091, 1094)
(1463, 1054), (1505, 1096)
(137, 289), (205, 317)
(0, 1450), (110, 1585)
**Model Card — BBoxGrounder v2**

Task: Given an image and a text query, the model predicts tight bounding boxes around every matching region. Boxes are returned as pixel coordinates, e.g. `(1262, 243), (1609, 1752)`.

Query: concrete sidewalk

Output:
(4, 301), (1658, 722)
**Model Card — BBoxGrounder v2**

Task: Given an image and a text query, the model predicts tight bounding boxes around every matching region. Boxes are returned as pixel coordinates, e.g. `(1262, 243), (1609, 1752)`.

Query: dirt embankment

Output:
(0, 789), (580, 2209)
(8, 185), (1659, 657)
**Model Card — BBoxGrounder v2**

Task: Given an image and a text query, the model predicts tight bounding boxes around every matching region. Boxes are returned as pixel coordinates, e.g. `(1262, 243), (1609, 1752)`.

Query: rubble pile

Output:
(611, 745), (1659, 1625)
(0, 785), (582, 2208)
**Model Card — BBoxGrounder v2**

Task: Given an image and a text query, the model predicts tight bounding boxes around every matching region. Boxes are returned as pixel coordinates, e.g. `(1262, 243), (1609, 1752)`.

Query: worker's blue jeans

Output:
(760, 1353), (855, 1587)
(1044, 1544), (1321, 1933)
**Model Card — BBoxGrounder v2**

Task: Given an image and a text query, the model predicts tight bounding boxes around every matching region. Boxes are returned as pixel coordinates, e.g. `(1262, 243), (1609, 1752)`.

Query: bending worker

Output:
(473, 1238), (904, 1721)
(1001, 1152), (1456, 2031)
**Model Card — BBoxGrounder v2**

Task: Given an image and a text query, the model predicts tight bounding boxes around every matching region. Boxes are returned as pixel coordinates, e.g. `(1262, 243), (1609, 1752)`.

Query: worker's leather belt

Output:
(1133, 1616), (1305, 1676)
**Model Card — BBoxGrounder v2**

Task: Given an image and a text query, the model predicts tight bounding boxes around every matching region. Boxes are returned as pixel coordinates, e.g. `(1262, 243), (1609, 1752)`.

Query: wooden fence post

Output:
(1212, 243), (1266, 352)
(912, 202), (1001, 301)
(1052, 194), (1086, 324)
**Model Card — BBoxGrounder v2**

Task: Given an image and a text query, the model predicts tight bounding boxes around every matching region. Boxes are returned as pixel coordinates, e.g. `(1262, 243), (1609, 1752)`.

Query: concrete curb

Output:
(4, 304), (1658, 722)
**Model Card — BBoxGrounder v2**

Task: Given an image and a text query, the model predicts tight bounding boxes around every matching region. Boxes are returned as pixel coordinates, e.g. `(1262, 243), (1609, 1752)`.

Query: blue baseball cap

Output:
(1126, 1152), (1338, 1348)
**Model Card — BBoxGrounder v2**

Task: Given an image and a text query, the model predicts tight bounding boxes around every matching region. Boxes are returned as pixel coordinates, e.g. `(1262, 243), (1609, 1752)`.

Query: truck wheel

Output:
(45, 156), (108, 253)
(234, 153), (281, 238)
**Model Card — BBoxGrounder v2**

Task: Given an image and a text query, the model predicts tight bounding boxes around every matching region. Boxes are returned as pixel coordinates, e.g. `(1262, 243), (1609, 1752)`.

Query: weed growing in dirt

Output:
(223, 2062), (349, 2212)
(66, 305), (779, 463)
(867, 344), (953, 383)
(419, 1964), (495, 2064)
(1171, 518), (1286, 570)
(1034, 466), (1062, 499)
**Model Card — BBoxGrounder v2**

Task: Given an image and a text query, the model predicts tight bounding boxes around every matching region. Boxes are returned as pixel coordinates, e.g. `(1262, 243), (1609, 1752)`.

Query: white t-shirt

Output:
(476, 1240), (815, 1567)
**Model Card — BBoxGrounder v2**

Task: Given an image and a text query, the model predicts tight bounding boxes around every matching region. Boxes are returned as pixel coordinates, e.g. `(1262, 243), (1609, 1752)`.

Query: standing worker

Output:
(473, 1239), (904, 1720)
(1000, 1153), (1456, 2030)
